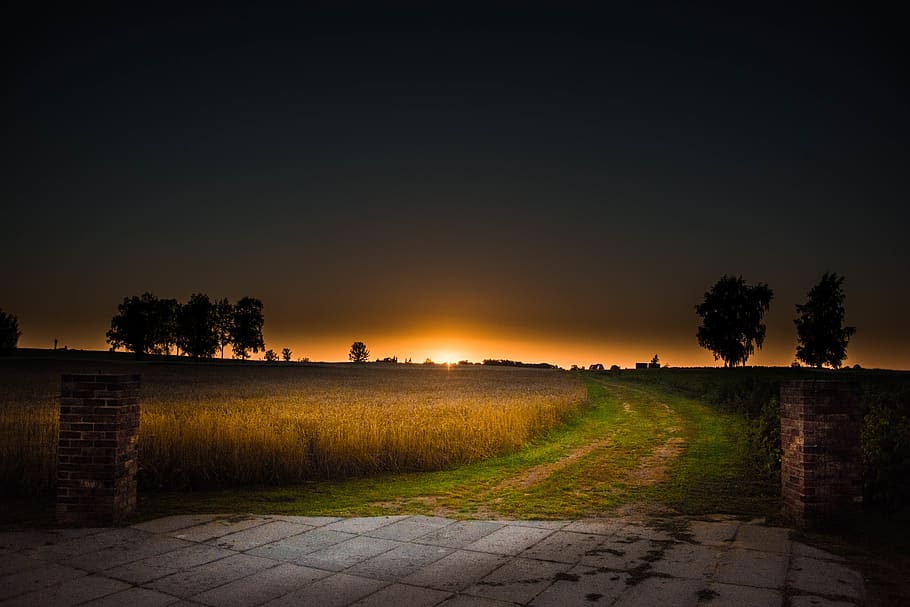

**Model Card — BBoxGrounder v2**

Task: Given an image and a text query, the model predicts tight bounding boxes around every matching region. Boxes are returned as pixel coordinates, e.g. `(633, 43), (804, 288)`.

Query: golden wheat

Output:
(0, 363), (586, 493)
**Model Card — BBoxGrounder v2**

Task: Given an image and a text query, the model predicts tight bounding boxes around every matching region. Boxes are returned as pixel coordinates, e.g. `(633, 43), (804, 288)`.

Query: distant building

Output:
(589, 363), (604, 371)
(635, 362), (648, 369)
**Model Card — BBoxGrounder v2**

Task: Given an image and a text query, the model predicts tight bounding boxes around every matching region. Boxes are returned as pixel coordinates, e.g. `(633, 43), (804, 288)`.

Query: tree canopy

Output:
(795, 272), (856, 369)
(177, 293), (218, 359)
(349, 341), (370, 363)
(0, 309), (21, 351)
(106, 293), (164, 358)
(230, 296), (265, 360)
(695, 275), (773, 367)
(107, 293), (265, 360)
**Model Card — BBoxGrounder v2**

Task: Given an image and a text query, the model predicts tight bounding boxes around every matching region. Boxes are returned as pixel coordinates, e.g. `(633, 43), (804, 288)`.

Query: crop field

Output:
(0, 359), (587, 494)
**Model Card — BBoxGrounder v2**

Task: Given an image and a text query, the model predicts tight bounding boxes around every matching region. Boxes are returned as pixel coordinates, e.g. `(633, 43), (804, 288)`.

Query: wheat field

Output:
(0, 360), (586, 493)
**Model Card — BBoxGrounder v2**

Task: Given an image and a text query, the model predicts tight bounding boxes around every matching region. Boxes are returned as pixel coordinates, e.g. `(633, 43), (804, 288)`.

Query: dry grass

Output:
(0, 360), (586, 493)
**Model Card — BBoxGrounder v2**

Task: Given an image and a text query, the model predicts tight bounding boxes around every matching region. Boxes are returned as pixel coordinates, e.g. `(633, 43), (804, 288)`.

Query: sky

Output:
(3, 2), (908, 369)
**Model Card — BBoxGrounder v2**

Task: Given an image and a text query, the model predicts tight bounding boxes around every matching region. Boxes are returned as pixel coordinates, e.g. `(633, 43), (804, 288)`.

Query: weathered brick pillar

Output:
(57, 374), (140, 526)
(780, 380), (862, 527)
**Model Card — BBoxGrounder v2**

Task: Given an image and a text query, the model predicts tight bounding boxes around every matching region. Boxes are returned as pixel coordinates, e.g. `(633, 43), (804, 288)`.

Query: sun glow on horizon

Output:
(430, 350), (462, 365)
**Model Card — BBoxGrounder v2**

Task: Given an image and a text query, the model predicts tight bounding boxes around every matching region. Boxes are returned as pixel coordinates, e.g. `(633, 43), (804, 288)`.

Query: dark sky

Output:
(3, 2), (908, 368)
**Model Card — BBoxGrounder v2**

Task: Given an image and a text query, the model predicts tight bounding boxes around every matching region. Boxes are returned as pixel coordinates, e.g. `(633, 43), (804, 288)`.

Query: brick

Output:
(780, 380), (861, 527)
(57, 374), (140, 527)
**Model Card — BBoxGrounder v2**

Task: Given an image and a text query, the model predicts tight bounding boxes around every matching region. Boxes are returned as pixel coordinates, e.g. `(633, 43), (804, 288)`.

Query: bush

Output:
(862, 385), (910, 507)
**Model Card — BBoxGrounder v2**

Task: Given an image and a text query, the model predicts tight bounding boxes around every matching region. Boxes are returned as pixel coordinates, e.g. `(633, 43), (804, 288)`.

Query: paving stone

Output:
(789, 595), (858, 607)
(145, 553), (277, 598)
(297, 536), (402, 572)
(688, 520), (740, 546)
(529, 565), (629, 606)
(505, 520), (569, 531)
(520, 531), (606, 564)
(562, 519), (626, 537)
(190, 562), (330, 607)
(365, 516), (454, 542)
(649, 543), (719, 580)
(70, 534), (193, 573)
(611, 575), (702, 607)
(434, 596), (518, 606)
(170, 516), (270, 543)
(27, 528), (153, 561)
(210, 520), (312, 551)
(579, 537), (656, 570)
(464, 525), (554, 556)
(78, 586), (181, 607)
(132, 515), (222, 534)
(787, 556), (864, 600)
(464, 556), (571, 604)
(0, 552), (45, 577)
(0, 530), (83, 552)
(791, 542), (847, 562)
(402, 550), (511, 592)
(323, 516), (408, 534)
(0, 562), (86, 601)
(349, 583), (452, 607)
(619, 523), (675, 542)
(703, 581), (783, 606)
(733, 525), (791, 554)
(260, 572), (388, 607)
(715, 548), (788, 589)
(265, 515), (342, 527)
(347, 542), (453, 581)
(246, 529), (356, 563)
(105, 543), (235, 584)
(1, 574), (130, 607)
(415, 521), (505, 549)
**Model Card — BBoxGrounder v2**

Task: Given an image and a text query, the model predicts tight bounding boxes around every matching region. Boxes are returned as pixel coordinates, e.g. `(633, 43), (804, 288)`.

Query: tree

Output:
(349, 341), (369, 363)
(795, 272), (856, 369)
(230, 296), (265, 360)
(264, 349), (279, 362)
(106, 293), (162, 358)
(213, 297), (234, 359)
(695, 275), (773, 367)
(0, 309), (21, 351)
(177, 293), (218, 359)
(151, 298), (179, 356)
(281, 347), (292, 362)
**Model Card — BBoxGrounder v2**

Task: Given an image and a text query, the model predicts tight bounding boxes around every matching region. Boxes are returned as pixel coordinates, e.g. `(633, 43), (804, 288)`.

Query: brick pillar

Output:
(780, 380), (862, 527)
(57, 374), (140, 526)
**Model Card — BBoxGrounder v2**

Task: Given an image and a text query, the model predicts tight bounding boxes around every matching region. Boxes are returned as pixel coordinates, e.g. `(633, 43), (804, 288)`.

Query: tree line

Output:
(106, 293), (265, 360)
(0, 271), (860, 369)
(696, 272), (855, 369)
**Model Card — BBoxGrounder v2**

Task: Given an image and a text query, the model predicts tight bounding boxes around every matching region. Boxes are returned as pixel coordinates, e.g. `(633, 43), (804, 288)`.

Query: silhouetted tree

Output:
(649, 354), (660, 368)
(213, 297), (234, 359)
(281, 347), (292, 362)
(349, 341), (370, 363)
(106, 293), (162, 358)
(264, 349), (279, 362)
(152, 298), (179, 356)
(795, 272), (856, 369)
(177, 293), (218, 359)
(230, 297), (265, 360)
(695, 275), (773, 367)
(0, 309), (21, 351)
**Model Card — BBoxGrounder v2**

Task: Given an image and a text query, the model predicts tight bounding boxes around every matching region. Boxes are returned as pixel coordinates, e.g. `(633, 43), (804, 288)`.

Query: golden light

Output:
(432, 350), (461, 365)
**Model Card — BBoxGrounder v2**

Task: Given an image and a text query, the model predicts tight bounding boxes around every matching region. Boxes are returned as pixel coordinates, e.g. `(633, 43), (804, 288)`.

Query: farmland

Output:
(0, 358), (586, 495)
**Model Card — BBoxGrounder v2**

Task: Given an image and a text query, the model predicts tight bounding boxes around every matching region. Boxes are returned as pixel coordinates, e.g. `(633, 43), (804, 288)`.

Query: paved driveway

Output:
(0, 514), (865, 606)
